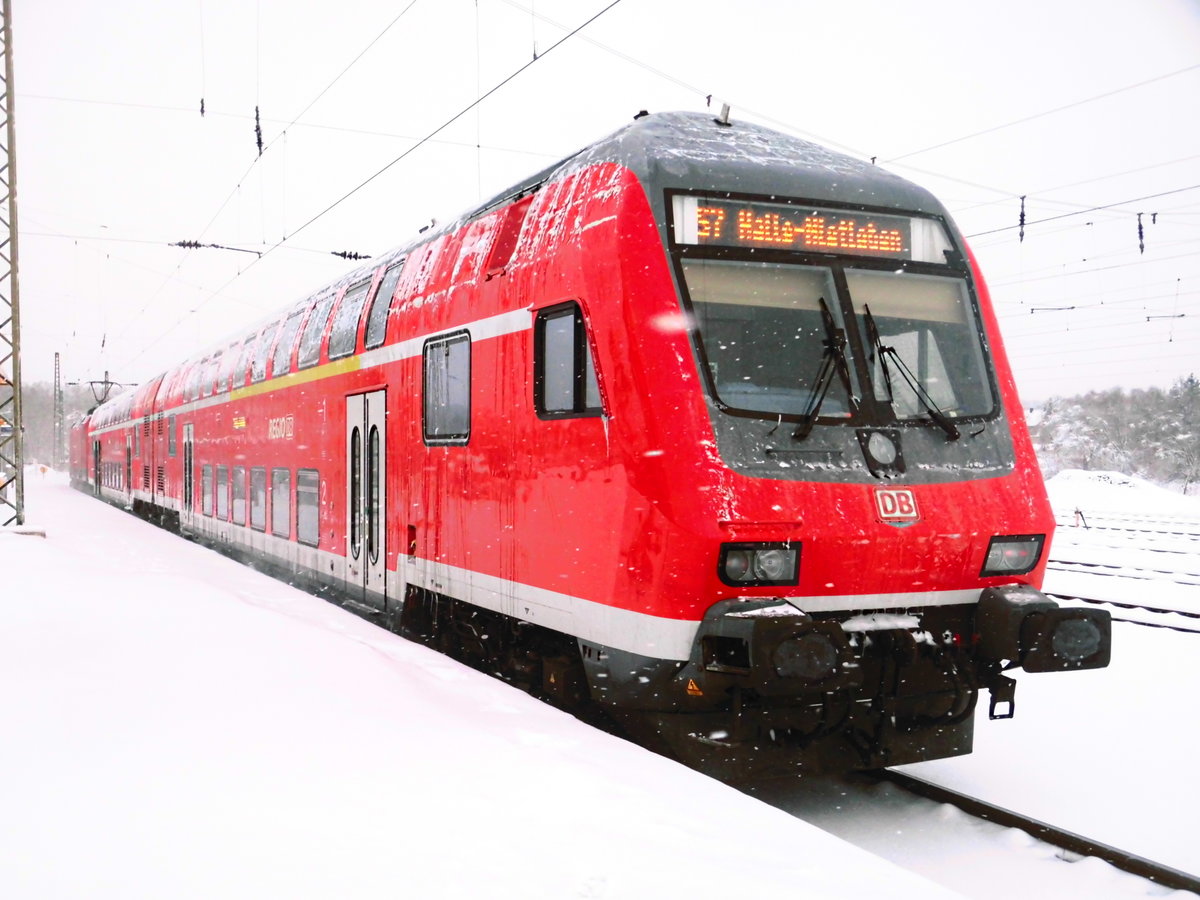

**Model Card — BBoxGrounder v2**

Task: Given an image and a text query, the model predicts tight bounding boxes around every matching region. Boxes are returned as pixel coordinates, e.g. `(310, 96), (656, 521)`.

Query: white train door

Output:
(345, 390), (387, 610)
(181, 423), (195, 528)
(124, 434), (133, 508)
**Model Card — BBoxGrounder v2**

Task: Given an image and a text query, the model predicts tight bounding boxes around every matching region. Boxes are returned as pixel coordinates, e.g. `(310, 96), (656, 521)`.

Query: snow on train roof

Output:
(560, 110), (943, 213)
(466, 110), (945, 223)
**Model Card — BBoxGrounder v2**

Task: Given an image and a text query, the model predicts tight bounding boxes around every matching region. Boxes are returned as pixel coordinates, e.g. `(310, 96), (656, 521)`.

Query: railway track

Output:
(874, 769), (1200, 894)
(1045, 559), (1200, 587)
(1053, 513), (1200, 536)
(1045, 510), (1199, 629)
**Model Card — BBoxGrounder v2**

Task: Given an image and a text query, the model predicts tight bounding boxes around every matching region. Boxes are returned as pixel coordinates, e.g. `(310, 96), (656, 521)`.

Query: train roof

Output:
(470, 109), (947, 224)
(96, 111), (953, 427)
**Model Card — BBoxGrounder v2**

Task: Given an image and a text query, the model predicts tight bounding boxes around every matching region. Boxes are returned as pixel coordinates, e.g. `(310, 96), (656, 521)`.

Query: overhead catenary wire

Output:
(966, 185), (1200, 239)
(44, 3), (1194, 396)
(257, 0), (627, 255)
(115, 0), (627, 374)
(881, 62), (1200, 165)
(92, 0), (429, 368)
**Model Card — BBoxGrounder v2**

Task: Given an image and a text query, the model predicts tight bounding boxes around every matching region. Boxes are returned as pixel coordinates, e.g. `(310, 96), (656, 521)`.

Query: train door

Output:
(345, 390), (387, 610)
(124, 435), (133, 507)
(92, 440), (100, 496)
(182, 423), (195, 525)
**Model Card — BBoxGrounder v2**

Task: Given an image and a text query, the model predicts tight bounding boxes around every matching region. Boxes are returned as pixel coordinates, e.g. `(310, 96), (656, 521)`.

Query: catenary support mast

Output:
(53, 351), (63, 469)
(0, 0), (22, 525)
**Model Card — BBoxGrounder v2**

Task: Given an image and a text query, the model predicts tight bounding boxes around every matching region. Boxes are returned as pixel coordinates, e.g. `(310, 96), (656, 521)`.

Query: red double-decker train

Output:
(71, 111), (1110, 773)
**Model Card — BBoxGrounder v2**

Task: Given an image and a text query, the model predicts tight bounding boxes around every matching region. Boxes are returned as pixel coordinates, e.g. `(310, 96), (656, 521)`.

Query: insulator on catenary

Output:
(255, 105), (264, 156)
(1138, 212), (1145, 255)
(200, 98), (205, 117)
(1019, 195), (1026, 243)
(331, 250), (372, 260)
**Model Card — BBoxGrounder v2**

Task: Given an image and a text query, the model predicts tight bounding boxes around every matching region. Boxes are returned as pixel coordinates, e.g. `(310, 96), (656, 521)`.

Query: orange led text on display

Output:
(696, 206), (727, 240)
(692, 202), (908, 257)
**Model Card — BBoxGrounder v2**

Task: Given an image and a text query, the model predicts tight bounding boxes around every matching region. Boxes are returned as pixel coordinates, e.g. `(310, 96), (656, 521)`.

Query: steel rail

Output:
(874, 769), (1200, 894)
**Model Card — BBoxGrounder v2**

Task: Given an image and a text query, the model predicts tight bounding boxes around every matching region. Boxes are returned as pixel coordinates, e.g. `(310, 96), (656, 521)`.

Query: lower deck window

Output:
(271, 468), (291, 538)
(216, 466), (229, 519)
(232, 466), (246, 524)
(423, 332), (471, 443)
(201, 465), (213, 516)
(297, 469), (319, 546)
(250, 467), (266, 531)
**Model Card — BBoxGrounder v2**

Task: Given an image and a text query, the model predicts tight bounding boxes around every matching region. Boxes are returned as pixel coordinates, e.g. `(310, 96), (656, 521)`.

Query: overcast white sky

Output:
(12, 0), (1200, 403)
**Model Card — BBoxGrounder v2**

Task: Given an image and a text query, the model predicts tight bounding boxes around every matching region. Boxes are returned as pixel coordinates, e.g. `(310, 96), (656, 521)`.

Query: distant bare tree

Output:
(1030, 375), (1200, 493)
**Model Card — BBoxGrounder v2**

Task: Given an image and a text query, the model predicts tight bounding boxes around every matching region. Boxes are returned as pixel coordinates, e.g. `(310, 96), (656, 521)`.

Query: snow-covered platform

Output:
(1, 475), (958, 899)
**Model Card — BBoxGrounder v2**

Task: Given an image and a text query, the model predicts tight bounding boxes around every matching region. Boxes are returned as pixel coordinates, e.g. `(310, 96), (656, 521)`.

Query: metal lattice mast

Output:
(53, 352), (63, 469)
(0, 0), (21, 525)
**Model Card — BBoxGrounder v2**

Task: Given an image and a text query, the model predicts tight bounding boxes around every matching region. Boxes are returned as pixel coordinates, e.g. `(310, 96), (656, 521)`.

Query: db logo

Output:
(875, 487), (920, 524)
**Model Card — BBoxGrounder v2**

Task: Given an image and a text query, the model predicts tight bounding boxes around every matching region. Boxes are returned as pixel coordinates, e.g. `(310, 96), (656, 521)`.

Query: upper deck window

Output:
(271, 308), (306, 378)
(251, 325), (278, 384)
(329, 281), (372, 360)
(365, 261), (405, 350)
(298, 292), (335, 369)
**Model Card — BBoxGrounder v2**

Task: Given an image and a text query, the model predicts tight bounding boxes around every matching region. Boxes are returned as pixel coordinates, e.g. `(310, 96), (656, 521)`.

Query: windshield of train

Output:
(846, 268), (992, 420)
(673, 196), (994, 428)
(682, 260), (861, 419)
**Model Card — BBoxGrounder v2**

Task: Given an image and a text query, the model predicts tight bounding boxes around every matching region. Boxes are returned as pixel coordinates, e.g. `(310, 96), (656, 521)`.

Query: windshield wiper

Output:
(864, 303), (895, 404)
(863, 304), (960, 441)
(793, 298), (856, 441)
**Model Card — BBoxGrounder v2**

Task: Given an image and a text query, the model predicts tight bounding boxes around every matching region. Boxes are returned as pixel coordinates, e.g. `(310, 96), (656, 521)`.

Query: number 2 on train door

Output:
(345, 390), (387, 610)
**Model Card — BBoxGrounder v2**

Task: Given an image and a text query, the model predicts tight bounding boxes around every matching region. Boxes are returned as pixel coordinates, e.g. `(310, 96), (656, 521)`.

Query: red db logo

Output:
(875, 488), (920, 524)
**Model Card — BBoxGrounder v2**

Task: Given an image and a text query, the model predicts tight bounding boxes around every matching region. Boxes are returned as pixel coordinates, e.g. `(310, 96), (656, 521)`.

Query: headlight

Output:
(981, 534), (1045, 577)
(1050, 616), (1105, 662)
(773, 632), (840, 681)
(719, 542), (800, 586)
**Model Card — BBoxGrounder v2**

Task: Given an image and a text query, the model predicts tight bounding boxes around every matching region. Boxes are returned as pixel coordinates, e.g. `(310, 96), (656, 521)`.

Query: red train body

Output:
(70, 112), (1110, 773)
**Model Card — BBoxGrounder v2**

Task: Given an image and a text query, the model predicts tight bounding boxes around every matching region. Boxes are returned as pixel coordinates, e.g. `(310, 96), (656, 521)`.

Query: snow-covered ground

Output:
(1042, 470), (1200, 617)
(883, 470), (1200, 891)
(1, 473), (956, 900)
(3, 469), (1198, 899)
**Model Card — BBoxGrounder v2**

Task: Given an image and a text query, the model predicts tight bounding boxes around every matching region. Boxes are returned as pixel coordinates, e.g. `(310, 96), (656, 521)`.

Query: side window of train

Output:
(251, 324), (279, 384)
(232, 466), (247, 524)
(250, 467), (267, 531)
(422, 331), (471, 444)
(216, 345), (237, 394)
(297, 469), (319, 547)
(185, 361), (204, 402)
(201, 465), (213, 516)
(234, 334), (257, 387)
(203, 354), (221, 397)
(364, 260), (405, 350)
(271, 308), (306, 378)
(168, 415), (177, 457)
(271, 468), (291, 538)
(297, 292), (336, 369)
(534, 302), (602, 418)
(216, 466), (229, 519)
(328, 281), (372, 360)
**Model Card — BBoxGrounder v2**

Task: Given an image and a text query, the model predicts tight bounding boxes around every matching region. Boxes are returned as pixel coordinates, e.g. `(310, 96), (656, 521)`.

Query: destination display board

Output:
(672, 195), (952, 263)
